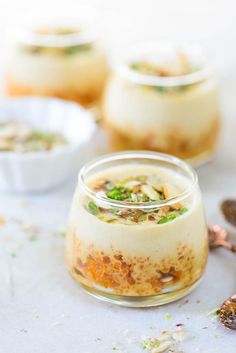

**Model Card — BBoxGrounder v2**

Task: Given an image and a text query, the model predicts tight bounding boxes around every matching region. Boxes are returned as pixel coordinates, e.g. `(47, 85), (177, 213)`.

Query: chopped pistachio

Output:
(179, 207), (188, 215)
(87, 174), (188, 225)
(88, 201), (99, 215)
(136, 175), (148, 182)
(207, 307), (220, 316)
(0, 121), (67, 152)
(158, 214), (177, 224)
(28, 234), (37, 241)
(107, 186), (131, 201)
(164, 313), (172, 319)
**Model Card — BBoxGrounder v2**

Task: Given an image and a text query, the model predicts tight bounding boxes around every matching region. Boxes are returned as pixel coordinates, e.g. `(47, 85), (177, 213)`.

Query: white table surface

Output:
(1, 0), (236, 352)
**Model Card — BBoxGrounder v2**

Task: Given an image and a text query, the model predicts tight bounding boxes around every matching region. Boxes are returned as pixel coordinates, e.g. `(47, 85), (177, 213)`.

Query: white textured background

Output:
(1, 1), (236, 352)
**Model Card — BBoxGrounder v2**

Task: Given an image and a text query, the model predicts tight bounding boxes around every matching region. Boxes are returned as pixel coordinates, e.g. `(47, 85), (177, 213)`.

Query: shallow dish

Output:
(0, 97), (96, 192)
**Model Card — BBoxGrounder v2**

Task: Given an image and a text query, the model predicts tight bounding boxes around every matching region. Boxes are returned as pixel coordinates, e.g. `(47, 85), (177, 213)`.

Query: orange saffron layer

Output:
(67, 237), (208, 296)
(5, 77), (104, 107)
(102, 117), (220, 160)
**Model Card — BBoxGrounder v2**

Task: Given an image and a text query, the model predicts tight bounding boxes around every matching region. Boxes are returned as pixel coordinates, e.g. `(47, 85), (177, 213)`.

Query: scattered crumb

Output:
(178, 300), (189, 308)
(54, 229), (66, 238)
(142, 328), (187, 353)
(51, 321), (61, 327)
(164, 313), (172, 319)
(19, 200), (30, 208)
(20, 222), (39, 235)
(207, 308), (220, 316)
(149, 326), (156, 330)
(0, 216), (6, 226)
(212, 334), (221, 339)
(172, 329), (187, 342)
(28, 234), (38, 242)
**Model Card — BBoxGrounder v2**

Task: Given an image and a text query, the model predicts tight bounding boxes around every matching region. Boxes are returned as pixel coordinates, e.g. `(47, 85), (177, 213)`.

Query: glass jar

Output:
(5, 21), (108, 107)
(66, 151), (208, 307)
(103, 42), (221, 166)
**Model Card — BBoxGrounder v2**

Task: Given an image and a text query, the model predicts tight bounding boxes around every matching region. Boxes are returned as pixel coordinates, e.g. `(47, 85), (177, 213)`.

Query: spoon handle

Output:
(219, 240), (236, 253)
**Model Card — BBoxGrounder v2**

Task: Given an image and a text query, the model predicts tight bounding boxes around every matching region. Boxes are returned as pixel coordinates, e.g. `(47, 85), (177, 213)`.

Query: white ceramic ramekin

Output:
(0, 97), (96, 192)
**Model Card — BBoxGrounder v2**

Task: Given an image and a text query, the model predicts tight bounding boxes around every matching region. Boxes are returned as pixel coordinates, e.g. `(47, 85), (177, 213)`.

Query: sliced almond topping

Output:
(163, 184), (169, 199)
(160, 275), (173, 283)
(141, 185), (161, 201)
(148, 175), (163, 192)
(125, 180), (141, 189)
(171, 202), (182, 210)
(0, 216), (5, 225)
(172, 329), (187, 342)
(157, 206), (170, 216)
(152, 340), (172, 353)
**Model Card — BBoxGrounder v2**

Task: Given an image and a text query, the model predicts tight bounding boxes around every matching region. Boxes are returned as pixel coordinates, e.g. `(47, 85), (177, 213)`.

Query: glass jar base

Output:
(79, 280), (201, 307)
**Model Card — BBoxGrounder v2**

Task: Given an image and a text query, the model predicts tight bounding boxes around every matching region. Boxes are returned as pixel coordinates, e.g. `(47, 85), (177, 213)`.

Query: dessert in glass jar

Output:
(103, 42), (221, 165)
(66, 151), (208, 307)
(5, 22), (108, 107)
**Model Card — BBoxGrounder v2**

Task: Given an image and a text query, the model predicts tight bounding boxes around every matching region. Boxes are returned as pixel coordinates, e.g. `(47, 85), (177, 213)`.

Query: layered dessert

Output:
(103, 42), (221, 163)
(6, 26), (108, 107)
(66, 152), (208, 304)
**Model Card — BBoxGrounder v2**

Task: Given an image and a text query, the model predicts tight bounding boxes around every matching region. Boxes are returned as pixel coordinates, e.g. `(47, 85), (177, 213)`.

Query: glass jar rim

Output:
(78, 151), (198, 210)
(12, 24), (97, 48)
(117, 41), (213, 87)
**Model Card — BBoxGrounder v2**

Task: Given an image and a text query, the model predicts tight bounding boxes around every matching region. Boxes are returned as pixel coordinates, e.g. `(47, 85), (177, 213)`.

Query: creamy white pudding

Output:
(6, 26), (108, 107)
(66, 152), (208, 306)
(103, 42), (221, 164)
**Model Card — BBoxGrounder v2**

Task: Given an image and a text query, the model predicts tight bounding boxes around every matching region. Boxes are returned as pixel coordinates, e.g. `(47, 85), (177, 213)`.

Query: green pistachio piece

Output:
(107, 186), (130, 201)
(157, 214), (177, 224)
(179, 207), (188, 215)
(88, 201), (99, 215)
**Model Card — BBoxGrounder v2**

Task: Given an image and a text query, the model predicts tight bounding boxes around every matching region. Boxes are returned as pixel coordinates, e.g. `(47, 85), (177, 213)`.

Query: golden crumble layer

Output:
(6, 77), (103, 107)
(67, 236), (208, 296)
(103, 117), (220, 160)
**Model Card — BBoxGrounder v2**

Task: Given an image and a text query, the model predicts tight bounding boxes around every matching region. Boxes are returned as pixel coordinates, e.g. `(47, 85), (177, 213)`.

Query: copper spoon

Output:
(219, 295), (236, 330)
(208, 224), (236, 329)
(208, 224), (236, 253)
(221, 199), (236, 227)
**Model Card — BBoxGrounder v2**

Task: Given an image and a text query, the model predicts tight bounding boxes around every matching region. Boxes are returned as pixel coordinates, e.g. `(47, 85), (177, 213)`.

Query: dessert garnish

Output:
(87, 175), (188, 224)
(22, 28), (91, 55)
(221, 199), (236, 227)
(142, 328), (187, 353)
(129, 52), (197, 77)
(219, 295), (236, 330)
(0, 121), (68, 152)
(34, 27), (81, 36)
(129, 52), (201, 94)
(208, 224), (236, 330)
(207, 224), (236, 253)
